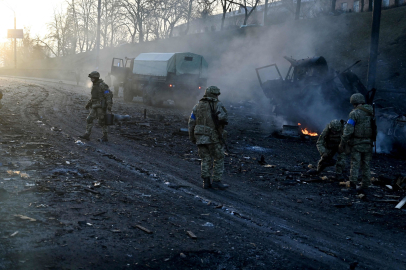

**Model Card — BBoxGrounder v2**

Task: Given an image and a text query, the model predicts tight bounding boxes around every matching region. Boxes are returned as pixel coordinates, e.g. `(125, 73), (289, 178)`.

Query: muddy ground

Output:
(0, 77), (405, 270)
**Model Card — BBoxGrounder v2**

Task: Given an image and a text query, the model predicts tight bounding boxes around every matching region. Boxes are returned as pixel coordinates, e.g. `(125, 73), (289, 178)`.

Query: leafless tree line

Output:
(36, 0), (263, 57)
(0, 0), (266, 64)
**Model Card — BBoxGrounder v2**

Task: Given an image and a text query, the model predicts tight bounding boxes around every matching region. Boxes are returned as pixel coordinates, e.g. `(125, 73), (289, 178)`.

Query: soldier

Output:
(339, 93), (375, 193)
(79, 71), (113, 142)
(310, 119), (346, 180)
(188, 86), (229, 190)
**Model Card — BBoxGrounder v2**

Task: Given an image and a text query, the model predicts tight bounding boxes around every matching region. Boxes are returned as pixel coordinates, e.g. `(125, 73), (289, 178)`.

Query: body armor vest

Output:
(354, 108), (373, 139)
(325, 130), (342, 149)
(194, 100), (217, 136)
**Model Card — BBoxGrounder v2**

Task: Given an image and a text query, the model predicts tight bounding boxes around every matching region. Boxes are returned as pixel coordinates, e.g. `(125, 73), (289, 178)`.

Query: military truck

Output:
(110, 52), (208, 106)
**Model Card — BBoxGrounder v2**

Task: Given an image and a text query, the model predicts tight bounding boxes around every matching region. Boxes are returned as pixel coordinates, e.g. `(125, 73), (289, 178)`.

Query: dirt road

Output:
(0, 77), (405, 270)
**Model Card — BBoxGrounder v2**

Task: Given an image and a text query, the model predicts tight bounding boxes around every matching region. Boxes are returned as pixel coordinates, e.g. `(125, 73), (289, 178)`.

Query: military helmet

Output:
(350, 93), (365, 104)
(329, 119), (342, 132)
(88, 71), (100, 78)
(205, 86), (220, 97)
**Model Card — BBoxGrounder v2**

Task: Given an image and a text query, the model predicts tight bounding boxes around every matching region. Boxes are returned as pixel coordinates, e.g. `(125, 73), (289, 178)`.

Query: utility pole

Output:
(366, 0), (382, 90)
(295, 0), (301, 20)
(96, 0), (101, 69)
(264, 0), (268, 25)
(14, 14), (16, 69)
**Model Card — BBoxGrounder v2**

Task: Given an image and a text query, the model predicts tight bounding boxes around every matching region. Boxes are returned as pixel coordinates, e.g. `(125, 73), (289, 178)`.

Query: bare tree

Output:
(121, 0), (154, 43)
(44, 7), (76, 57)
(153, 0), (186, 38)
(219, 0), (233, 30)
(229, 0), (261, 26)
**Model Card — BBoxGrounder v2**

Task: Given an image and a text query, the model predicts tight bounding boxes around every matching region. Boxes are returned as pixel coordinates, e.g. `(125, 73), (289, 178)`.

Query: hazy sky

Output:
(0, 0), (66, 42)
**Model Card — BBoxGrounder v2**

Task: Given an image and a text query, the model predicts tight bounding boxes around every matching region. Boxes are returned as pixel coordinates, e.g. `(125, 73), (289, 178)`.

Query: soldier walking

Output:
(188, 86), (229, 190)
(309, 119), (346, 180)
(79, 71), (113, 142)
(339, 93), (375, 193)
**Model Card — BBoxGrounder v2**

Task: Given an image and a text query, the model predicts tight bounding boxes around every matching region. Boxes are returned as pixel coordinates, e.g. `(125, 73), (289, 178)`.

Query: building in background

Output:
(335, 0), (405, 12)
(172, 0), (326, 37)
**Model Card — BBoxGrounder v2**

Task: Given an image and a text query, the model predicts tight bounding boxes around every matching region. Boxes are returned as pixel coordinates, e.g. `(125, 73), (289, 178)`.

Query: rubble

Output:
(187, 231), (197, 239)
(395, 197), (406, 209)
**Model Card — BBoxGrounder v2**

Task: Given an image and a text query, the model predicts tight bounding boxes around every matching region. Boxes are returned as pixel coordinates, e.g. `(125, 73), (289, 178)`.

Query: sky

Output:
(0, 0), (66, 42)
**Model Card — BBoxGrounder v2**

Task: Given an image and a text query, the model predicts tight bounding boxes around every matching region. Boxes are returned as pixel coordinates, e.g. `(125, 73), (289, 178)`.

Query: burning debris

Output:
(280, 123), (319, 138)
(298, 123), (318, 137)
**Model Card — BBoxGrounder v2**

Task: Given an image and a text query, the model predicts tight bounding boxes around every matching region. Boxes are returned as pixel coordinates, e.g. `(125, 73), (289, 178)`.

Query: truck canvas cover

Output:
(133, 52), (208, 78)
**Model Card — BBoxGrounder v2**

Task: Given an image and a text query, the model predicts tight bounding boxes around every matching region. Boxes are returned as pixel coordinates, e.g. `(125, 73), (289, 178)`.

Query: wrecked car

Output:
(255, 56), (368, 130)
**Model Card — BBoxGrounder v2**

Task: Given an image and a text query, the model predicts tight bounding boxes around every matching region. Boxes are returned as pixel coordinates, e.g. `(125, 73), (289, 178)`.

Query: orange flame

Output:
(301, 128), (318, 136)
(298, 123), (318, 136)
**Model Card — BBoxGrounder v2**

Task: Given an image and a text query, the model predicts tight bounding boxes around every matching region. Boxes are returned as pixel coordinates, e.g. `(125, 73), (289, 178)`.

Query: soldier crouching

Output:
(79, 71), (113, 142)
(310, 119), (347, 180)
(188, 86), (229, 190)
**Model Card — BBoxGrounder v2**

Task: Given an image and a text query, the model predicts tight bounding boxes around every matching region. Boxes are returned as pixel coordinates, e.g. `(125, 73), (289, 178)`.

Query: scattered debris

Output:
(202, 222), (214, 227)
(186, 231), (197, 239)
(133, 225), (152, 234)
(308, 164), (313, 169)
(84, 188), (100, 195)
(75, 140), (85, 146)
(320, 176), (328, 181)
(20, 173), (30, 179)
(180, 253), (187, 259)
(93, 211), (107, 216)
(263, 164), (276, 168)
(14, 215), (36, 222)
(395, 196), (406, 209)
(10, 231), (19, 237)
(7, 170), (20, 175)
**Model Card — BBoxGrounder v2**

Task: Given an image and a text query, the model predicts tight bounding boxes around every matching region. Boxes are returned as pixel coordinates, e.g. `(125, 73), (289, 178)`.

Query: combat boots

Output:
(202, 177), (211, 189)
(99, 133), (108, 142)
(79, 133), (91, 140)
(211, 181), (229, 190)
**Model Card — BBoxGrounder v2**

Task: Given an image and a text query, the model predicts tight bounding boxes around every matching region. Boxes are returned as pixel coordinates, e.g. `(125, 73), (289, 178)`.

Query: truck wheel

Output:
(123, 85), (133, 102)
(113, 84), (119, 98)
(143, 85), (152, 105)
(143, 85), (163, 106)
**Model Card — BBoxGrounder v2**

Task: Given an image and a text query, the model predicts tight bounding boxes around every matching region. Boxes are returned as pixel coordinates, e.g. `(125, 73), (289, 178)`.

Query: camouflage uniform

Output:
(188, 86), (228, 189)
(81, 71), (113, 141)
(316, 119), (346, 175)
(341, 93), (374, 188)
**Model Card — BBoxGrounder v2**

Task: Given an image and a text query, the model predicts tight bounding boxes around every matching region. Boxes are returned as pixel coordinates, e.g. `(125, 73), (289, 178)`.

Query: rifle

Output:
(209, 101), (230, 152)
(366, 88), (377, 153)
